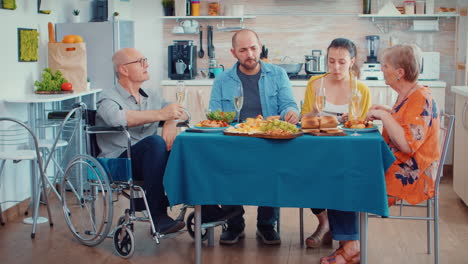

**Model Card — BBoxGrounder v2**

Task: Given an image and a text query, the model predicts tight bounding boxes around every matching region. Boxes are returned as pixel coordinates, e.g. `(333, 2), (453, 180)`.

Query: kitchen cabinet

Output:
(453, 89), (468, 206)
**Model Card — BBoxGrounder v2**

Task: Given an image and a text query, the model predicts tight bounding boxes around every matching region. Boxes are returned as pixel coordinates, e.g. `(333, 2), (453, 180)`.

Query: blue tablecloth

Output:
(164, 131), (395, 216)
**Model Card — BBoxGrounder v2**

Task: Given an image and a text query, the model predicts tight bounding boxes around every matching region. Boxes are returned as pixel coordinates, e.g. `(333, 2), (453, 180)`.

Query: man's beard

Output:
(239, 58), (259, 70)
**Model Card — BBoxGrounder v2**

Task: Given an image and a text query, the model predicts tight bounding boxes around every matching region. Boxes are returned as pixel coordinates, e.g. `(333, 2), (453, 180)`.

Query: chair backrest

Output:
(0, 118), (45, 172)
(84, 109), (101, 158)
(434, 112), (455, 192)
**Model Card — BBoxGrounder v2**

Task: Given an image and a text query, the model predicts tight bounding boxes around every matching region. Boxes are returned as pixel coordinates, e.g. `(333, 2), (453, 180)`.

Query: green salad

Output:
(206, 110), (236, 123)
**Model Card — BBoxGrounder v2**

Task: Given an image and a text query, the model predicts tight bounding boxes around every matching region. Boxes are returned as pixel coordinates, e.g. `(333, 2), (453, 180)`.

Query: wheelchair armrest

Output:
(87, 126), (126, 133)
(158, 121), (190, 128)
(48, 111), (76, 120)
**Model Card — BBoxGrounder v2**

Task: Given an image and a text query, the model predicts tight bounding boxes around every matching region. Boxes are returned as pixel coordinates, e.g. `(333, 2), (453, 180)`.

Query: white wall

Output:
(0, 0), (163, 211)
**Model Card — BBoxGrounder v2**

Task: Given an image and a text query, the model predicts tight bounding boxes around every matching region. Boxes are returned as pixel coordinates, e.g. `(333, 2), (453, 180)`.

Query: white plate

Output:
(340, 125), (378, 133)
(187, 125), (228, 133)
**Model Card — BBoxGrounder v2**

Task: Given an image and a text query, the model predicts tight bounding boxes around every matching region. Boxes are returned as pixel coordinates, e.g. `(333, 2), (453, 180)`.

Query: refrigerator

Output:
(55, 21), (135, 90)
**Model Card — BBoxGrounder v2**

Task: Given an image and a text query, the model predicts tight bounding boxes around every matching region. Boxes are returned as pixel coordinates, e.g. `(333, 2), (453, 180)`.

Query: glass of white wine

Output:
(349, 88), (362, 137)
(234, 83), (244, 124)
(315, 86), (326, 116)
(175, 80), (186, 122)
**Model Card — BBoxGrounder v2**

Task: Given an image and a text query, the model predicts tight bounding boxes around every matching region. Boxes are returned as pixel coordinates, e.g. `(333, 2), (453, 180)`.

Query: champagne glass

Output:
(315, 84), (326, 116)
(234, 83), (244, 124)
(349, 88), (362, 137)
(175, 81), (186, 122)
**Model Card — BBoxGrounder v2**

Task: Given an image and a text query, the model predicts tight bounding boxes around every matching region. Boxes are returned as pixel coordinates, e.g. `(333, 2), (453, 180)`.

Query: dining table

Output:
(164, 128), (395, 264)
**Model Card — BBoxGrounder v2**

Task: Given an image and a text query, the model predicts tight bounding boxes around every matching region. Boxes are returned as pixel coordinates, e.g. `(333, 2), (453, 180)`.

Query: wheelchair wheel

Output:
(113, 225), (135, 258)
(61, 154), (113, 247)
(186, 212), (208, 241)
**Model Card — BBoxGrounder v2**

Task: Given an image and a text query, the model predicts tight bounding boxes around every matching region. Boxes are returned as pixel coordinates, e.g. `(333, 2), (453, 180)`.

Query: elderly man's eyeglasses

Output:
(123, 57), (148, 67)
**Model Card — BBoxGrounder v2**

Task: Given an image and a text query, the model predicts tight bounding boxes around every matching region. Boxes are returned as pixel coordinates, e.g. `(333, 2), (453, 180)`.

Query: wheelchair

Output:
(60, 103), (185, 258)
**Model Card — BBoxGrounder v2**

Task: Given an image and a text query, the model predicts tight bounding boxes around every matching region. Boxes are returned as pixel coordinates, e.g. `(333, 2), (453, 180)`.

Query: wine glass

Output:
(233, 83), (244, 124)
(349, 88), (362, 137)
(175, 81), (186, 122)
(315, 84), (326, 116)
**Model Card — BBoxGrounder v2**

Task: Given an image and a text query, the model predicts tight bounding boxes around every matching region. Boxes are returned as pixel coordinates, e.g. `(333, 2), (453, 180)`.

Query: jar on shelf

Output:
(404, 1), (416, 15)
(191, 0), (200, 16)
(208, 1), (220, 16)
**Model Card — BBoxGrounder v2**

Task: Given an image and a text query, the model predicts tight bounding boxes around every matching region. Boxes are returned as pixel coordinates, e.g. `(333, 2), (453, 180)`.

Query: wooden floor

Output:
(1, 176), (468, 264)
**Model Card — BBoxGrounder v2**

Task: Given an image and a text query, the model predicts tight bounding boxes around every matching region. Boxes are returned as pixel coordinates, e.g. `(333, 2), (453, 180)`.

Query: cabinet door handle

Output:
(463, 101), (468, 130)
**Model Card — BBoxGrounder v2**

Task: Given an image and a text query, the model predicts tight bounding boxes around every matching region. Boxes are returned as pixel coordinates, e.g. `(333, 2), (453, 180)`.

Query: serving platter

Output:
(340, 125), (378, 133)
(186, 126), (228, 133)
(224, 131), (303, 139)
(302, 129), (347, 136)
(35, 90), (73, 94)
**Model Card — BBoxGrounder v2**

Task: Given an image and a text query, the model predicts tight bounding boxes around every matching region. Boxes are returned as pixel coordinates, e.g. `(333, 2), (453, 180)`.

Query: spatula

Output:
(198, 26), (204, 58)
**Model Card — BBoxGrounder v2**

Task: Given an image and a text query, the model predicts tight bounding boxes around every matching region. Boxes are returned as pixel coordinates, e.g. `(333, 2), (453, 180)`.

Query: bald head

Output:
(112, 48), (140, 79)
(231, 29), (261, 48)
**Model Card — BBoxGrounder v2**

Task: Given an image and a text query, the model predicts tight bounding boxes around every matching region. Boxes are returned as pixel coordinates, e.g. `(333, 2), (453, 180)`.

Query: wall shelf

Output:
(162, 16), (256, 22)
(358, 13), (459, 33)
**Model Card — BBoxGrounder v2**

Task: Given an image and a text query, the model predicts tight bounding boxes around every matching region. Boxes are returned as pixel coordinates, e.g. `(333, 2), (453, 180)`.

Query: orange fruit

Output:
(74, 35), (84, 43)
(62, 35), (76, 43)
(62, 35), (84, 43)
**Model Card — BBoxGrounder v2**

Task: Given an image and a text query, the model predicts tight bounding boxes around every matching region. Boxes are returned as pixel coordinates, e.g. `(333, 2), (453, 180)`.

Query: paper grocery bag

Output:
(48, 42), (87, 92)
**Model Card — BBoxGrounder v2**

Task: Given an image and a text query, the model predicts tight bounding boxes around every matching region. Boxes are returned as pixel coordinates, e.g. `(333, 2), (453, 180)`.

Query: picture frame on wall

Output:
(17, 28), (39, 62)
(1, 0), (17, 10)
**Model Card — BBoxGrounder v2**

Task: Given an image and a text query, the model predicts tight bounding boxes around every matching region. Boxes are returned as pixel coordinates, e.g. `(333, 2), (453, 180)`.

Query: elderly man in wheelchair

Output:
(96, 48), (189, 235)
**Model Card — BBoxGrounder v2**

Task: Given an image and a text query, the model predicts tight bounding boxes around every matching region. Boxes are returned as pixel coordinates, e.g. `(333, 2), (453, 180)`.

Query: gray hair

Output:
(382, 44), (422, 82)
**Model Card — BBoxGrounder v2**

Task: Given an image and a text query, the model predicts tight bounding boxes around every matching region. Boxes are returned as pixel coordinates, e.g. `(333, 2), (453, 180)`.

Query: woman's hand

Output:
(368, 104), (392, 113)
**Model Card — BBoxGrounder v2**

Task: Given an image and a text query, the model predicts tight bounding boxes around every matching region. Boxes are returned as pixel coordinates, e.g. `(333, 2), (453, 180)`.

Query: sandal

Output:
(306, 227), (332, 248)
(320, 248), (360, 264)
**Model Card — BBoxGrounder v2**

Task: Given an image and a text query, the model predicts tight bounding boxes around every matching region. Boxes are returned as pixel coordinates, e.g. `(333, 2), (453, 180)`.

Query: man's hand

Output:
(159, 103), (185, 121)
(161, 121), (178, 151)
(284, 110), (299, 124)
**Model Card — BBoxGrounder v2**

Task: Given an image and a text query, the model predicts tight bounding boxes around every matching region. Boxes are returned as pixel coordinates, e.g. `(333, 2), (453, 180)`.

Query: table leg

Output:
(195, 205), (202, 264)
(23, 103), (48, 233)
(359, 212), (368, 264)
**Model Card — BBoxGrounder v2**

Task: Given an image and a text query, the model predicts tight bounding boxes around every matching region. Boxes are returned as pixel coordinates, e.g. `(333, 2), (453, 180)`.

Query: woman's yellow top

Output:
(300, 73), (371, 120)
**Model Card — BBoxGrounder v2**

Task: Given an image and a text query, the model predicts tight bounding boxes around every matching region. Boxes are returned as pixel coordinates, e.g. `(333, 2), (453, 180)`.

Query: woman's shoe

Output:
(306, 227), (332, 248)
(320, 248), (360, 264)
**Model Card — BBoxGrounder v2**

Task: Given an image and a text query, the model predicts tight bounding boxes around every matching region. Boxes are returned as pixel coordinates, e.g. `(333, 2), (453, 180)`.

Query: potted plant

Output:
(113, 11), (120, 21)
(72, 9), (80, 23)
(162, 0), (174, 16)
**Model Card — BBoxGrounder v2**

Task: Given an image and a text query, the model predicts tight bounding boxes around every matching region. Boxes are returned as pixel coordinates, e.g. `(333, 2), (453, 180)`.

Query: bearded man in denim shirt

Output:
(209, 29), (299, 245)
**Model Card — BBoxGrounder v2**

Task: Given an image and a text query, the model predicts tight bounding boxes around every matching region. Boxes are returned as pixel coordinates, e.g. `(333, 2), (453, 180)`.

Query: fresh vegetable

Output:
(61, 82), (73, 91)
(34, 68), (68, 92)
(206, 110), (236, 123)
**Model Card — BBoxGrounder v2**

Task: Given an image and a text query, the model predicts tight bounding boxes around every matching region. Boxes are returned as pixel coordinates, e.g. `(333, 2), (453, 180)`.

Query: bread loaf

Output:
(301, 116), (320, 129)
(319, 116), (339, 128)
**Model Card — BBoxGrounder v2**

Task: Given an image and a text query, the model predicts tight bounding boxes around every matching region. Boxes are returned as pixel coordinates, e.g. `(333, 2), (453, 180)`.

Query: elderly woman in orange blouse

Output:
(320, 44), (440, 264)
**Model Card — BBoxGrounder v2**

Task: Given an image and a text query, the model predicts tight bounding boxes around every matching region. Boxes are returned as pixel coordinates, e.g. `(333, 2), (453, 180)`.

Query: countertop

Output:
(451, 86), (468, 97)
(1, 89), (102, 103)
(161, 79), (447, 88)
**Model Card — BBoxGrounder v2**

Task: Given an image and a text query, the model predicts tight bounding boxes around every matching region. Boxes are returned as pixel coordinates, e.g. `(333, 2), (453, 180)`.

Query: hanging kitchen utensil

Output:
(207, 25), (215, 59)
(198, 26), (204, 58)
